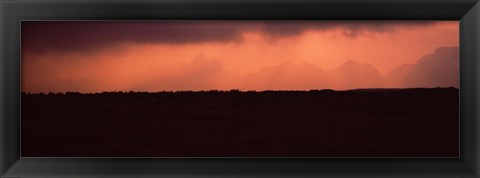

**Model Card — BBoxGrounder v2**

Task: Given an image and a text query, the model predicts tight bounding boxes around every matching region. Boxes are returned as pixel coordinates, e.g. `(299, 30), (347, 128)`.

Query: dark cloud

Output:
(257, 21), (435, 38)
(22, 21), (247, 54)
(22, 21), (435, 54)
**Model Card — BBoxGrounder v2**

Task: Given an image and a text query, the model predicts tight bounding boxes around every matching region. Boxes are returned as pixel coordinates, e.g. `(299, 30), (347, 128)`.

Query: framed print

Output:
(1, 0), (479, 177)
(20, 20), (460, 158)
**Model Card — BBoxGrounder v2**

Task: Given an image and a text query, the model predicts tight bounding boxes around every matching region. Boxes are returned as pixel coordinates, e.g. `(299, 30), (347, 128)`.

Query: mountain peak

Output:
(387, 46), (459, 88)
(337, 60), (376, 71)
(434, 46), (459, 54)
(416, 46), (459, 65)
(342, 60), (361, 65)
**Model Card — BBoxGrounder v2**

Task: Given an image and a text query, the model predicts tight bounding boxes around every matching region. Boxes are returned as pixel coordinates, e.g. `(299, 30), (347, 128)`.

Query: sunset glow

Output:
(22, 21), (459, 93)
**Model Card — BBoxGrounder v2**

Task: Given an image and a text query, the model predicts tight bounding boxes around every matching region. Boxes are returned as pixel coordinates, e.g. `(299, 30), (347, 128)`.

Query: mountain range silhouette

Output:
(36, 46), (458, 92)
(386, 46), (459, 88)
(241, 46), (459, 90)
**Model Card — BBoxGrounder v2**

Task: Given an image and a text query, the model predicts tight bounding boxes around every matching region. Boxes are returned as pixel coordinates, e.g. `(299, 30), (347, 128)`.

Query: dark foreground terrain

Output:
(22, 88), (459, 157)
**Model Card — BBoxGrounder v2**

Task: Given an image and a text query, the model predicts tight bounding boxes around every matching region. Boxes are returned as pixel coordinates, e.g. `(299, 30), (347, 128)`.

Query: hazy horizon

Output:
(21, 87), (459, 95)
(22, 21), (459, 93)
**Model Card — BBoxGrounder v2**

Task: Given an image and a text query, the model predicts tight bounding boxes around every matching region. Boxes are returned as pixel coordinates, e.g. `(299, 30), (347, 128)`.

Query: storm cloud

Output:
(22, 21), (436, 54)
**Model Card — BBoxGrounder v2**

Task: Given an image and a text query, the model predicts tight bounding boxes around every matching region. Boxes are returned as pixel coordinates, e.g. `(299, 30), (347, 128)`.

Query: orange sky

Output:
(22, 21), (459, 93)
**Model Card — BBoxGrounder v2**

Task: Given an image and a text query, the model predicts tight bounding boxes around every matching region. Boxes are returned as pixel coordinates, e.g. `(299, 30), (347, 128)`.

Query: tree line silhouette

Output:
(21, 87), (459, 157)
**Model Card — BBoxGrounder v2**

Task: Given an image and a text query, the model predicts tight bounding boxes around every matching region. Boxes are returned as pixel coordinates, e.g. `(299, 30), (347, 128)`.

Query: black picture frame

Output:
(1, 0), (479, 177)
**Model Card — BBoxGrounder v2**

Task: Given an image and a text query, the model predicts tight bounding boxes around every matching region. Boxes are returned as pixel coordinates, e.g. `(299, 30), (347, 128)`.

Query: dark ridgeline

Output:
(21, 88), (459, 157)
